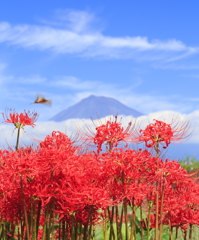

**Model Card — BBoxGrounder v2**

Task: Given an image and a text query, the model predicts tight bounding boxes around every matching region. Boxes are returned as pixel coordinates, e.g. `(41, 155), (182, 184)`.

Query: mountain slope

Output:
(50, 95), (143, 121)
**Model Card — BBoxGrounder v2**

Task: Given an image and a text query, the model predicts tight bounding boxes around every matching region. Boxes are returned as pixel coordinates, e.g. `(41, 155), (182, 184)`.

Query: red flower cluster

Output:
(0, 132), (111, 226)
(138, 119), (191, 151)
(1, 109), (38, 129)
(0, 113), (196, 239)
(139, 119), (173, 149)
(77, 115), (136, 153)
(1, 132), (198, 237)
(94, 120), (130, 152)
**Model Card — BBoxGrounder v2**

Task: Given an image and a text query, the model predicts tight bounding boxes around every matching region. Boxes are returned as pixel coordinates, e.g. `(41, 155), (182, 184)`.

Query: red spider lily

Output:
(94, 120), (129, 152)
(1, 114), (199, 239)
(137, 119), (191, 150)
(40, 131), (75, 150)
(0, 132), (111, 227)
(77, 115), (138, 153)
(1, 108), (39, 129)
(96, 149), (154, 204)
(1, 109), (39, 150)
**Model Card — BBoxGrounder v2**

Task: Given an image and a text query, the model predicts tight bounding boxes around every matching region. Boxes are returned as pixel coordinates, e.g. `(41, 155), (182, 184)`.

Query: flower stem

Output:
(123, 201), (129, 240)
(129, 206), (136, 240)
(36, 200), (42, 239)
(140, 205), (144, 240)
(20, 176), (30, 240)
(108, 206), (115, 240)
(16, 127), (21, 151)
(147, 204), (152, 240)
(159, 180), (165, 240)
(155, 185), (159, 240)
(88, 205), (94, 239)
(189, 224), (193, 240)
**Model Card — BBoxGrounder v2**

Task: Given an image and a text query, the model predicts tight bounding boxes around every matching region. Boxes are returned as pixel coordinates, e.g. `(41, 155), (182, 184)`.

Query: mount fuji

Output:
(50, 95), (143, 121)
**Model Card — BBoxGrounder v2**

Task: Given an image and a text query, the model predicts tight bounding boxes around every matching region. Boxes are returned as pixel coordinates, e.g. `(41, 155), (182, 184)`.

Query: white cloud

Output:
(187, 97), (199, 102)
(18, 75), (47, 84)
(0, 10), (198, 61)
(100, 37), (188, 51)
(54, 9), (97, 33)
(152, 62), (199, 70)
(51, 76), (99, 90)
(0, 63), (6, 72)
(0, 63), (13, 85)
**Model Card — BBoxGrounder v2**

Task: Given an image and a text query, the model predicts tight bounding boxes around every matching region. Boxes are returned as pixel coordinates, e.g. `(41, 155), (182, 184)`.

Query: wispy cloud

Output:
(0, 10), (198, 62)
(152, 62), (199, 70)
(186, 97), (199, 102)
(0, 63), (13, 85)
(50, 76), (100, 90)
(53, 9), (99, 33)
(18, 75), (47, 84)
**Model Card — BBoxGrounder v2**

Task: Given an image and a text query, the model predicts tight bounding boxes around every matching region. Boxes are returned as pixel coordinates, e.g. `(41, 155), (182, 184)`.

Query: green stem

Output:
(20, 176), (30, 240)
(11, 223), (16, 239)
(146, 204), (152, 240)
(50, 200), (55, 240)
(104, 209), (107, 240)
(62, 221), (65, 240)
(32, 199), (36, 240)
(18, 211), (23, 240)
(140, 206), (144, 240)
(123, 201), (129, 240)
(115, 205), (120, 240)
(83, 223), (88, 240)
(119, 206), (124, 240)
(155, 142), (160, 158)
(30, 198), (33, 240)
(74, 222), (78, 240)
(108, 206), (115, 240)
(189, 224), (192, 240)
(42, 204), (49, 240)
(78, 223), (83, 240)
(129, 206), (135, 240)
(88, 205), (94, 239)
(168, 218), (173, 240)
(155, 187), (159, 240)
(169, 226), (173, 240)
(36, 200), (42, 239)
(184, 230), (187, 240)
(159, 181), (165, 240)
(71, 214), (75, 240)
(92, 225), (96, 240)
(175, 226), (179, 239)
(16, 127), (21, 151)
(0, 223), (6, 240)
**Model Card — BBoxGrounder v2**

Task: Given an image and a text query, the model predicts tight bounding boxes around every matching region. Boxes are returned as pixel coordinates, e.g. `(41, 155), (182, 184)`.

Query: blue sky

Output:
(0, 0), (199, 156)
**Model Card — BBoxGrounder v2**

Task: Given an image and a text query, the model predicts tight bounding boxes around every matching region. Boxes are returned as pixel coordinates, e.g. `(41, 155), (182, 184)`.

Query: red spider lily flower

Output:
(94, 120), (130, 152)
(40, 131), (74, 149)
(1, 108), (39, 129)
(77, 115), (138, 153)
(137, 119), (191, 150)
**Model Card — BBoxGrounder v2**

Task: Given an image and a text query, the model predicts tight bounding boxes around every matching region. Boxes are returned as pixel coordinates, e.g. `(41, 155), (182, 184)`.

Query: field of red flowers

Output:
(0, 109), (198, 240)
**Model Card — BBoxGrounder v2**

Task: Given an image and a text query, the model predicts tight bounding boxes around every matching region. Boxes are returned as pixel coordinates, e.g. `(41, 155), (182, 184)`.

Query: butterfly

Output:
(32, 94), (52, 106)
